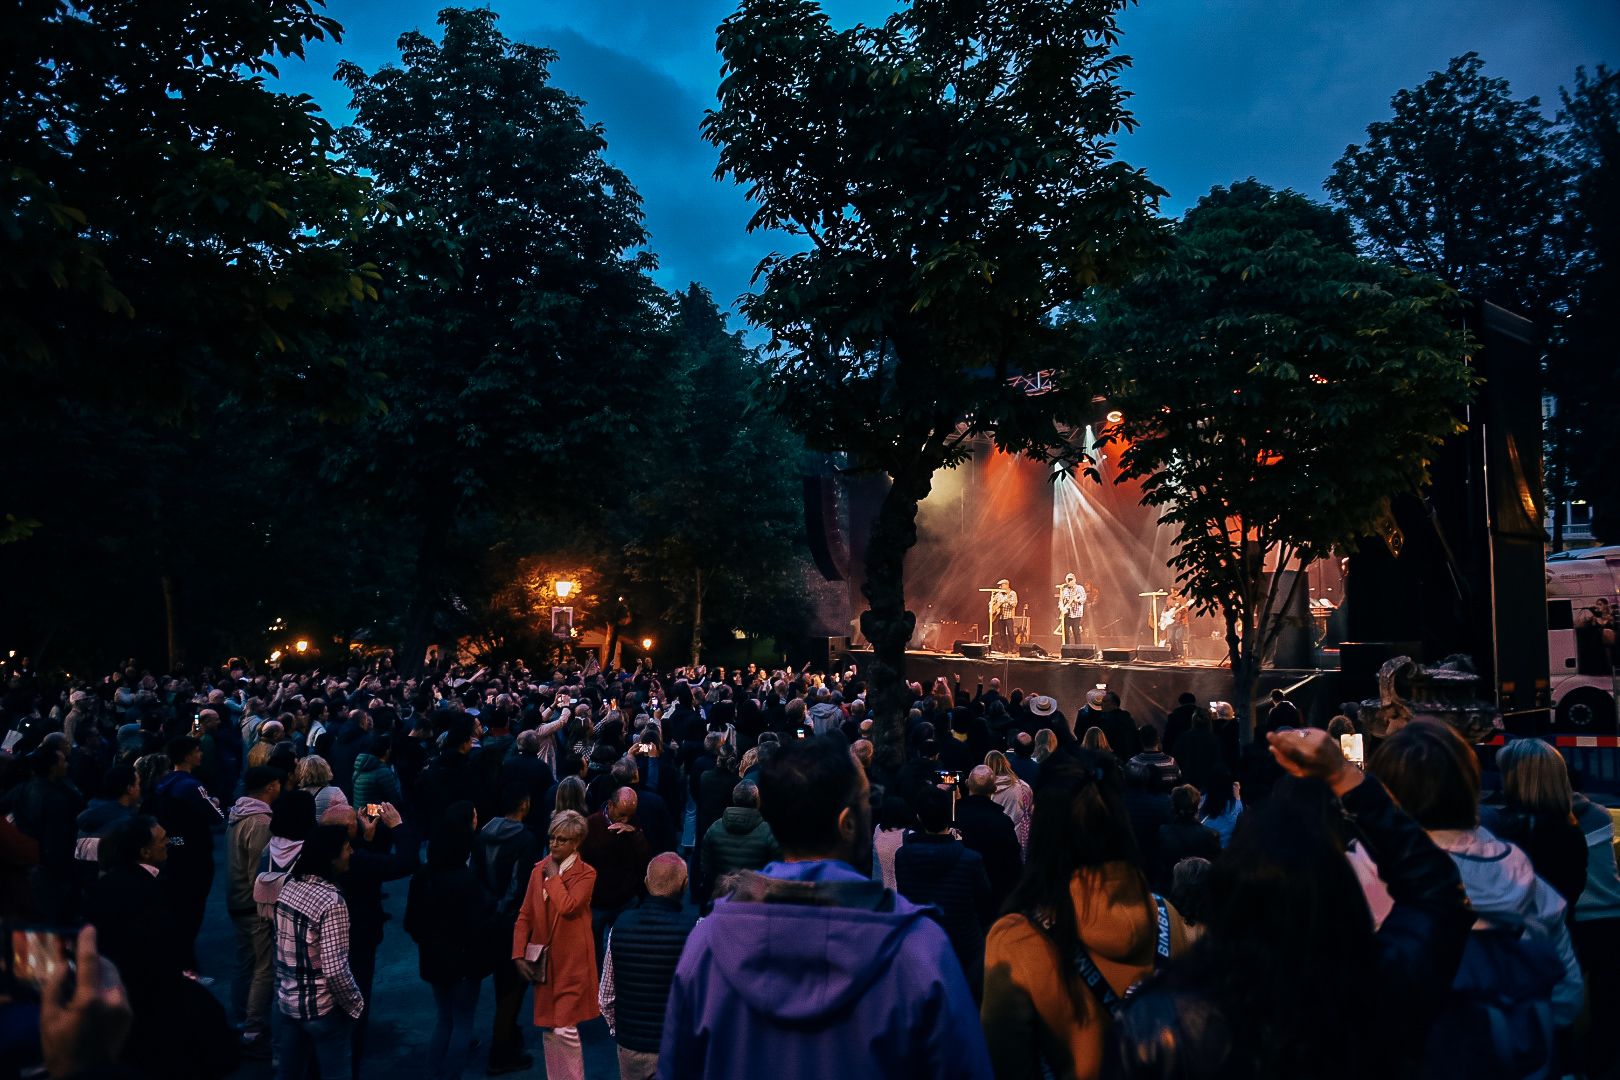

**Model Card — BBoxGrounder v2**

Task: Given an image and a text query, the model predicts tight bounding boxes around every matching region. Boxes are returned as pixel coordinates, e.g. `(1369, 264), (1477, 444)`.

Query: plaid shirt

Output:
(273, 876), (365, 1020)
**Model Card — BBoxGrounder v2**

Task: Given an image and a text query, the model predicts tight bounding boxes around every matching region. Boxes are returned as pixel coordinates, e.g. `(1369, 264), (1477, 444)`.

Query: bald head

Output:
(645, 852), (687, 898)
(608, 786), (639, 823)
(966, 765), (996, 797)
(851, 739), (874, 770)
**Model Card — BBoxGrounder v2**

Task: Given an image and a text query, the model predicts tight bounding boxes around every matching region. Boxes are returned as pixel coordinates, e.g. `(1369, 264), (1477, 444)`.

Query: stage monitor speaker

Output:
(956, 642), (988, 659)
(1101, 648), (1137, 663)
(1060, 644), (1099, 660)
(1018, 643), (1050, 658)
(1136, 646), (1174, 662)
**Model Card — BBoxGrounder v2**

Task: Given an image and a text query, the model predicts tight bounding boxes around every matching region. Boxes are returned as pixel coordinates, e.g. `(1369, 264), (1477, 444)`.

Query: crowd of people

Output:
(1, 654), (1618, 1078)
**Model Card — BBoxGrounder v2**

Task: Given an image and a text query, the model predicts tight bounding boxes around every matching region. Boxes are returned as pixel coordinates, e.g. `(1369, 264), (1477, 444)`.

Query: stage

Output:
(850, 647), (1340, 731)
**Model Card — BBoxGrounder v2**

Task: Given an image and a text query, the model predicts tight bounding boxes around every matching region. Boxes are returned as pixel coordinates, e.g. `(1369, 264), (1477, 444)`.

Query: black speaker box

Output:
(956, 642), (988, 659)
(1060, 644), (1099, 660)
(1101, 648), (1137, 663)
(1135, 646), (1174, 662)
(1018, 643), (1050, 658)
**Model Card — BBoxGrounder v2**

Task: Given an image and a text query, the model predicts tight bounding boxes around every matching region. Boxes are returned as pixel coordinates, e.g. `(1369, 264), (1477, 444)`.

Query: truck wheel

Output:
(1556, 687), (1618, 734)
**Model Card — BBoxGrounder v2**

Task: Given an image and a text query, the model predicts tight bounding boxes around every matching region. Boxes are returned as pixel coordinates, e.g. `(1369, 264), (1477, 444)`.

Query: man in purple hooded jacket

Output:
(657, 736), (990, 1080)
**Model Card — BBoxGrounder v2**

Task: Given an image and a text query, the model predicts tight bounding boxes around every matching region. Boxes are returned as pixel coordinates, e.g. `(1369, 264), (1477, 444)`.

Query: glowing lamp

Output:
(555, 579), (577, 600)
(270, 650), (283, 662)
(294, 639), (310, 654)
(641, 638), (654, 651)
(1105, 410), (1124, 424)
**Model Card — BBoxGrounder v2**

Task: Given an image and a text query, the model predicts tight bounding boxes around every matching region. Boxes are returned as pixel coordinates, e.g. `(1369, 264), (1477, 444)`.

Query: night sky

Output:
(274, 1), (1620, 320)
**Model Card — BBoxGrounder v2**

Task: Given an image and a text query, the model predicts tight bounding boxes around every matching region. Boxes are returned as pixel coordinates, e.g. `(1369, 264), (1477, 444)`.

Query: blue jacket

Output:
(657, 858), (990, 1080)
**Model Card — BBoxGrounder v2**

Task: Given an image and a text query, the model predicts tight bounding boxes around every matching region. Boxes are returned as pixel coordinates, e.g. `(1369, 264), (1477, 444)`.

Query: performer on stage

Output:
(1058, 573), (1087, 645)
(1164, 588), (1191, 660)
(990, 578), (1018, 653)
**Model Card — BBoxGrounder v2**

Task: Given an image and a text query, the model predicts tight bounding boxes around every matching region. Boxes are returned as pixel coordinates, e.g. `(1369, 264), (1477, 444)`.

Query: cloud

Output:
(523, 25), (779, 316)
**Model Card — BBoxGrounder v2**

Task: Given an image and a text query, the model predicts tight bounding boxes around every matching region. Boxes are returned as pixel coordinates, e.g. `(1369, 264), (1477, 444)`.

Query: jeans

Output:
(427, 977), (483, 1079)
(490, 956), (528, 1064)
(350, 939), (379, 1080)
(276, 1009), (354, 1080)
(231, 913), (274, 1034)
(618, 1046), (659, 1080)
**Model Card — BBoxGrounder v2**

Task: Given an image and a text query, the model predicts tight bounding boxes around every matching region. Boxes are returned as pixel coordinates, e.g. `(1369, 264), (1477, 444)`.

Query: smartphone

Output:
(796, 729), (808, 739)
(364, 804), (384, 818)
(1340, 734), (1365, 767)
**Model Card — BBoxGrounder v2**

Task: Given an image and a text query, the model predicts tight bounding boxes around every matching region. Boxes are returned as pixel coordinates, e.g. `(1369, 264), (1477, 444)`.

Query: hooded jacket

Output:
(657, 858), (991, 1080)
(698, 806), (781, 902)
(226, 796), (274, 915)
(1353, 824), (1584, 1027)
(475, 816), (541, 916)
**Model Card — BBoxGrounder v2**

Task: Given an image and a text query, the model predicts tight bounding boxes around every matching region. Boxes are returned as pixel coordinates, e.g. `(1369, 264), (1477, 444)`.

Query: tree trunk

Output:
(400, 518), (451, 679)
(1232, 651), (1261, 746)
(861, 463), (935, 771)
(161, 573), (180, 671)
(690, 567), (704, 669)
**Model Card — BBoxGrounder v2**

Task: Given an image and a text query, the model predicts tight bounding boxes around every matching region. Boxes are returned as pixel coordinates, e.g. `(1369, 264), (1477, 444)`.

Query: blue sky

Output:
(276, 1), (1620, 320)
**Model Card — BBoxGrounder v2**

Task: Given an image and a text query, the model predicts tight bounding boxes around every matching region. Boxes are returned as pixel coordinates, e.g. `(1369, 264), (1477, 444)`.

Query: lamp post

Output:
(294, 639), (310, 654)
(555, 579), (577, 600)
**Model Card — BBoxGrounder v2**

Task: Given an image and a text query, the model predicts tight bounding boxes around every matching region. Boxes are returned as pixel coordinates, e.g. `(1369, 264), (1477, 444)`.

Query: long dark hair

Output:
(1200, 767), (1236, 819)
(1118, 778), (1378, 1078)
(1005, 751), (1143, 963)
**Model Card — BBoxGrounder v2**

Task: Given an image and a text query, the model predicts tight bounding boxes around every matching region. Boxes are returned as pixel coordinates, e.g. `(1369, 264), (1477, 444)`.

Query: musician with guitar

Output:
(1054, 573), (1087, 645)
(1162, 588), (1192, 660)
(988, 579), (1018, 653)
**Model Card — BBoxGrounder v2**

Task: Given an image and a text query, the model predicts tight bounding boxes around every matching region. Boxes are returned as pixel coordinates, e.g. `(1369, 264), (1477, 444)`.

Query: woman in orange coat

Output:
(512, 809), (597, 1080)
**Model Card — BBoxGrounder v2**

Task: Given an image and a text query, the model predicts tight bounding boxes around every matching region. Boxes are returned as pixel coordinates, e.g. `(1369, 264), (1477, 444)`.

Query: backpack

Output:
(1423, 921), (1563, 1080)
(252, 841), (302, 920)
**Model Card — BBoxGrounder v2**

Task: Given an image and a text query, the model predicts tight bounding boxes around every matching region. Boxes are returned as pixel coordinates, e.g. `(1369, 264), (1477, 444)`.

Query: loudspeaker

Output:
(801, 476), (847, 582)
(826, 636), (852, 670)
(1018, 643), (1050, 658)
(1135, 646), (1174, 662)
(956, 642), (988, 659)
(1060, 644), (1099, 660)
(1101, 648), (1137, 663)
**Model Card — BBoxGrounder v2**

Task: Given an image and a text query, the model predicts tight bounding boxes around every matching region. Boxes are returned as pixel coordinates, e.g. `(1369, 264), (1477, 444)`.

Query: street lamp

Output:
(555, 579), (577, 600)
(295, 639), (310, 654)
(641, 637), (654, 651)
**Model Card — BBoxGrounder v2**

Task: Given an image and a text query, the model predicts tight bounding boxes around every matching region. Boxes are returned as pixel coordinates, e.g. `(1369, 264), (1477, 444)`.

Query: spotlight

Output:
(641, 638), (654, 651)
(1105, 410), (1124, 424)
(295, 639), (309, 654)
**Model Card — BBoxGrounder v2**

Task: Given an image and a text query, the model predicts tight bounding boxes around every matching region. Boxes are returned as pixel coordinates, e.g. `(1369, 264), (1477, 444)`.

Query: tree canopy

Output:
(1084, 181), (1476, 727)
(1325, 52), (1568, 321)
(331, 7), (669, 671)
(704, 0), (1165, 754)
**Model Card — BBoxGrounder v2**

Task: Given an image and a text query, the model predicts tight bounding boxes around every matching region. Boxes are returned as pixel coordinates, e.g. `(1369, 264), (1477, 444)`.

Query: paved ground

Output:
(197, 833), (623, 1079)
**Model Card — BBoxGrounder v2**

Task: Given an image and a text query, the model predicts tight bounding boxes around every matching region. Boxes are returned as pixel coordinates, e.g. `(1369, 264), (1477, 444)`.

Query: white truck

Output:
(1546, 546), (1620, 732)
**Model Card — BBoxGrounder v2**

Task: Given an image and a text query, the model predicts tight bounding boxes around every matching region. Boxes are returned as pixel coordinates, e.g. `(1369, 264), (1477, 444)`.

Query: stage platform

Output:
(849, 648), (1340, 729)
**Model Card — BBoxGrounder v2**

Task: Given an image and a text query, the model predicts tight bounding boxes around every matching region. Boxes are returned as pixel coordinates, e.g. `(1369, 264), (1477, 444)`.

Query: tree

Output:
(1083, 182), (1475, 733)
(331, 8), (666, 673)
(1325, 53), (1569, 322)
(1550, 67), (1620, 542)
(703, 0), (1164, 759)
(1, 0), (372, 419)
(1, 0), (374, 666)
(627, 284), (814, 665)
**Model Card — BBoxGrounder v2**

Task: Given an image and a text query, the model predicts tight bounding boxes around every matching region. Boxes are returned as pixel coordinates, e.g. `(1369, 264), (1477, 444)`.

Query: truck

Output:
(1546, 545), (1620, 733)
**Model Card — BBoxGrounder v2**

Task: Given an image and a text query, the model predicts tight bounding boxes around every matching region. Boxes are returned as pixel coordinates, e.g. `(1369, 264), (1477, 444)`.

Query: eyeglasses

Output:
(549, 833), (577, 842)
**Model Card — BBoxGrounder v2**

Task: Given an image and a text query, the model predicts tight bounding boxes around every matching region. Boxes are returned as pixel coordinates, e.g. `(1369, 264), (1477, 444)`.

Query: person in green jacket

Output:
(352, 736), (403, 811)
